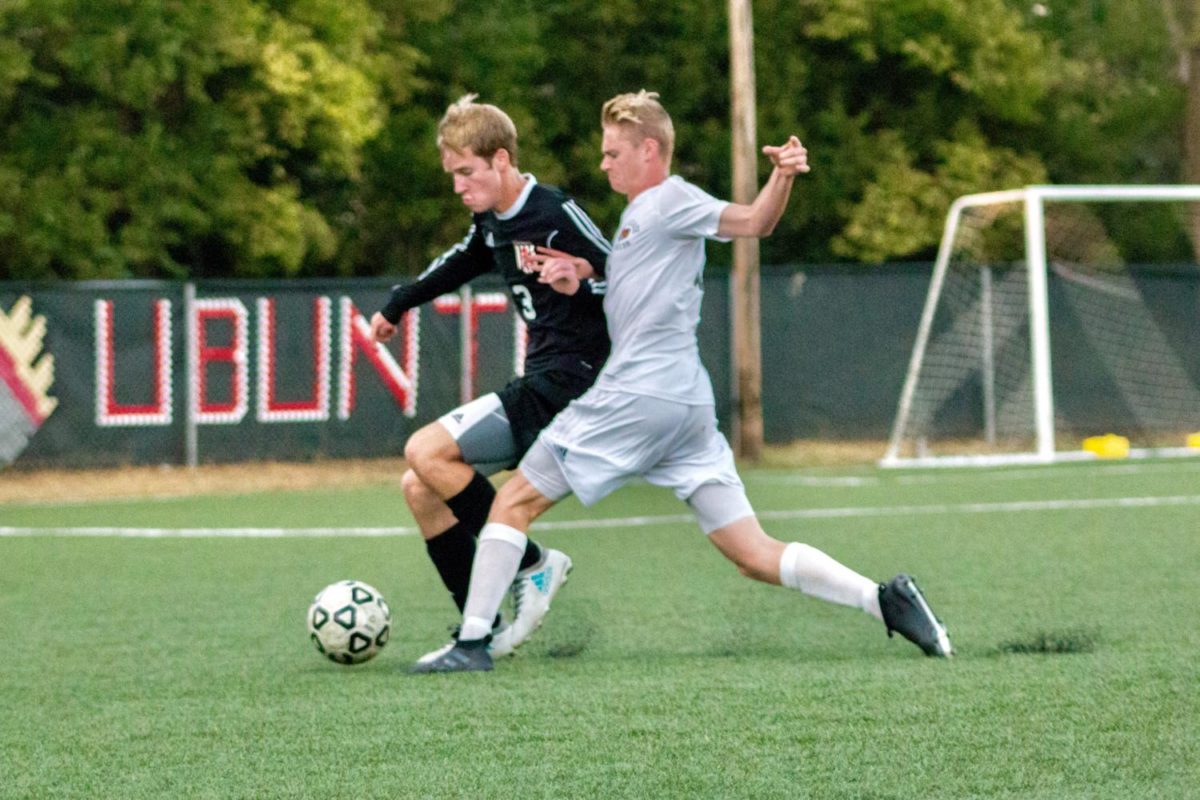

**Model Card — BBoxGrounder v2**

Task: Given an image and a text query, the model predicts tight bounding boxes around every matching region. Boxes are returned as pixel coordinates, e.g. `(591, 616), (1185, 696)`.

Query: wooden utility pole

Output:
(728, 0), (763, 461)
(1166, 0), (1200, 258)
(1187, 45), (1200, 260)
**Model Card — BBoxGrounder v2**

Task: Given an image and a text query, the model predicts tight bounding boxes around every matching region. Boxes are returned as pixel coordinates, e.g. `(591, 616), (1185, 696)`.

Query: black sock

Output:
(519, 539), (543, 572)
(424, 526), (518, 629)
(444, 471), (496, 534)
(424, 522), (476, 612)
(444, 470), (543, 573)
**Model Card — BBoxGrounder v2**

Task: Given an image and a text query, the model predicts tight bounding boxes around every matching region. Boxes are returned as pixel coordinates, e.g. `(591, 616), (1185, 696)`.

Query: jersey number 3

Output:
(511, 285), (537, 321)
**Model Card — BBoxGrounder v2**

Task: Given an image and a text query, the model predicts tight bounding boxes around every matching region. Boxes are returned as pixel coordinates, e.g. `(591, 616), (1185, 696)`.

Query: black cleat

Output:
(879, 574), (953, 657)
(411, 617), (507, 669)
(410, 636), (494, 674)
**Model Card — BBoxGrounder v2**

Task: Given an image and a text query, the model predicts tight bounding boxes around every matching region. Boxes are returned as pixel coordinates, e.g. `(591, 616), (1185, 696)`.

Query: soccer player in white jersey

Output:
(412, 91), (952, 673)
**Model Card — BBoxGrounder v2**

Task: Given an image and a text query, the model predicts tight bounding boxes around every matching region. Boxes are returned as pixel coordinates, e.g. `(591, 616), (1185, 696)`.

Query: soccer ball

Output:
(307, 580), (392, 665)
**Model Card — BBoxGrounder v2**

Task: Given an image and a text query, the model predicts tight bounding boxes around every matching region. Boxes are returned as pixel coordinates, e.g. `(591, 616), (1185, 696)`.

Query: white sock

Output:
(779, 542), (883, 621)
(460, 523), (527, 640)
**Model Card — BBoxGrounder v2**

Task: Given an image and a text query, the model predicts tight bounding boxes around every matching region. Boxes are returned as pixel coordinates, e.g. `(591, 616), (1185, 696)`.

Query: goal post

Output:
(882, 185), (1200, 468)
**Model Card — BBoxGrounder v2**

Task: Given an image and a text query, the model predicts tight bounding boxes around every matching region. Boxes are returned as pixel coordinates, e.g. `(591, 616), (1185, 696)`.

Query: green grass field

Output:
(3, 459), (1199, 799)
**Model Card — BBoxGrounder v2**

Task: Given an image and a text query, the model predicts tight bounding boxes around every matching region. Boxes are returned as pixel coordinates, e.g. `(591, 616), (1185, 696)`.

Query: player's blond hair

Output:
(437, 94), (519, 165)
(601, 90), (675, 164)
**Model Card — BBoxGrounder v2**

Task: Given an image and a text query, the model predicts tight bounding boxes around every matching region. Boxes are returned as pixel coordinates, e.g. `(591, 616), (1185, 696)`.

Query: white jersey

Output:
(594, 176), (729, 405)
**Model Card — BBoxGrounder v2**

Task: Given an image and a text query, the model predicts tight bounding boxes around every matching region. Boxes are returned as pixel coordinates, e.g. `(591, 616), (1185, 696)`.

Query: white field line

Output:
(0, 526), (421, 538)
(892, 459), (1200, 485)
(750, 458), (1200, 487)
(3, 494), (1200, 538)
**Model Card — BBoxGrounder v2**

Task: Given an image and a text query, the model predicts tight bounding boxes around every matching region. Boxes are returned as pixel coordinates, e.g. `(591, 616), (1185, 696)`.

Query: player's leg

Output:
(481, 432), (588, 657)
(412, 390), (659, 673)
(459, 468), (561, 642)
(410, 466), (561, 673)
(480, 375), (595, 656)
(660, 406), (953, 657)
(403, 394), (543, 615)
(684, 478), (881, 609)
(695, 488), (951, 656)
(402, 418), (502, 617)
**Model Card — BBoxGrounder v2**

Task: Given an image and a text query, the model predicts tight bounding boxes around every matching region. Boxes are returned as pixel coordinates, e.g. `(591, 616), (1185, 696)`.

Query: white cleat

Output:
(490, 548), (572, 657)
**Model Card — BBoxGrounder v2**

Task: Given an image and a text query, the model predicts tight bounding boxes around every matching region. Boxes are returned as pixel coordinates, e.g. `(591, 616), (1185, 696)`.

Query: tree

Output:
(514, 0), (1057, 264)
(0, 0), (391, 280)
(0, 0), (1188, 278)
(1024, 0), (1190, 262)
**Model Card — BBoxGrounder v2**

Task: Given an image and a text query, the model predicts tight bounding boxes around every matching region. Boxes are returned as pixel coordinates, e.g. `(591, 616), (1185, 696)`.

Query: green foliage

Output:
(0, 0), (1189, 277)
(758, 0), (1057, 261)
(1030, 0), (1184, 184)
(0, 0), (388, 279)
(833, 126), (1048, 261)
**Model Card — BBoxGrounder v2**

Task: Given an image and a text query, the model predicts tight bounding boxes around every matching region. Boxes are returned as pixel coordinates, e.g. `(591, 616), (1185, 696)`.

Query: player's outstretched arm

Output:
(717, 135), (810, 239)
(375, 226), (493, 335)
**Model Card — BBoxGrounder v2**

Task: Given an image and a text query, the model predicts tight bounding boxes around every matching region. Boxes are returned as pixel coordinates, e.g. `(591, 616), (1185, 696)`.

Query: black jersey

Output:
(381, 177), (610, 376)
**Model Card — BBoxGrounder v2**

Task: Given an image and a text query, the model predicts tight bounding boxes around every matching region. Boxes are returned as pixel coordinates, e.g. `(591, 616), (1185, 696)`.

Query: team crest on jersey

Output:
(615, 220), (640, 250)
(0, 295), (58, 465)
(513, 241), (539, 273)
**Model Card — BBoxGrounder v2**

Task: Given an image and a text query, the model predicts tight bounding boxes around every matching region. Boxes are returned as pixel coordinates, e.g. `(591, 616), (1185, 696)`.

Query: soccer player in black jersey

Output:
(370, 95), (610, 661)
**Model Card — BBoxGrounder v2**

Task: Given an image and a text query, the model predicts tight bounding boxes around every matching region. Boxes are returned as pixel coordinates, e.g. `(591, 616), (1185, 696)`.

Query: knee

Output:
(400, 468), (435, 507)
(402, 427), (432, 468)
(404, 425), (457, 474)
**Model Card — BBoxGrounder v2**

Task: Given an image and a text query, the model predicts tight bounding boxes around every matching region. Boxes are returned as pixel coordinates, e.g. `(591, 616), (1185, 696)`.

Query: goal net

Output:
(882, 186), (1200, 467)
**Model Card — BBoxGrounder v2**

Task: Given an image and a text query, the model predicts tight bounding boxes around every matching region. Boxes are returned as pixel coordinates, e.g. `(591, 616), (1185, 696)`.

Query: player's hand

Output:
(536, 256), (581, 295)
(370, 311), (397, 342)
(532, 246), (596, 282)
(530, 245), (584, 269)
(531, 246), (590, 294)
(763, 136), (809, 176)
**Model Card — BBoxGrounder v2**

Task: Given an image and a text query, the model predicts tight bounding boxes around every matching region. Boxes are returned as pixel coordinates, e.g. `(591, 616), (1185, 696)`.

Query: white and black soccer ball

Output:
(307, 580), (392, 665)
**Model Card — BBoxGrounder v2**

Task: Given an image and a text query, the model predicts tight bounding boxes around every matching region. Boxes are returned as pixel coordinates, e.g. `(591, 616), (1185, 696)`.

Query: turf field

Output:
(2, 459), (1198, 798)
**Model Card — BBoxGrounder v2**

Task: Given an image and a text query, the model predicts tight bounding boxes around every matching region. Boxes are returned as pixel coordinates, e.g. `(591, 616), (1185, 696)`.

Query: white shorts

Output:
(519, 388), (744, 507)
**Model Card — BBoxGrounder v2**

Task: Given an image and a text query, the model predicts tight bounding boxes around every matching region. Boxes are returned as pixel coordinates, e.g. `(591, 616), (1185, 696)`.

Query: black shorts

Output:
(496, 368), (598, 458)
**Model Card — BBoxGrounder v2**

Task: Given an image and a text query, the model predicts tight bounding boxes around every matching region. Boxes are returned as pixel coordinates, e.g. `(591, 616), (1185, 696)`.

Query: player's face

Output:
(600, 125), (645, 197)
(441, 147), (504, 213)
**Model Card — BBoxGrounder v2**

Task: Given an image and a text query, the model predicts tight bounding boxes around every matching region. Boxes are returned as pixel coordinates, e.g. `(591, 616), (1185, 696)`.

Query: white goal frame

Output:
(881, 184), (1200, 468)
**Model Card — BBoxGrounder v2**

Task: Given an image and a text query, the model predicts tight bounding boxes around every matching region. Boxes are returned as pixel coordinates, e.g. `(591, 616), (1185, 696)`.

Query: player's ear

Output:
(492, 148), (512, 170)
(641, 137), (659, 163)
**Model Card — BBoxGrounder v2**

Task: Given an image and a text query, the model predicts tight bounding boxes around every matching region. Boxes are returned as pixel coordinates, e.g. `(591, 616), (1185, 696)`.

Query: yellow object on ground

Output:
(1082, 433), (1130, 459)
(1187, 433), (1200, 450)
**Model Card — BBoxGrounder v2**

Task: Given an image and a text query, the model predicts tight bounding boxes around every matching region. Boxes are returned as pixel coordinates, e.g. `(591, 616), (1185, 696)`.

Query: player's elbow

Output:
(752, 219), (778, 237)
(722, 211), (777, 239)
(736, 220), (776, 239)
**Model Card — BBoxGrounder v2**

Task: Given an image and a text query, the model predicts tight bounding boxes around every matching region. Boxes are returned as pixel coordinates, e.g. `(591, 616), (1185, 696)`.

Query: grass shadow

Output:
(992, 627), (1100, 655)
